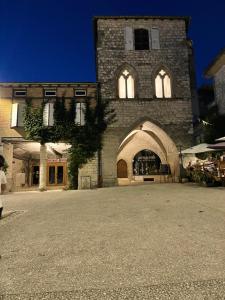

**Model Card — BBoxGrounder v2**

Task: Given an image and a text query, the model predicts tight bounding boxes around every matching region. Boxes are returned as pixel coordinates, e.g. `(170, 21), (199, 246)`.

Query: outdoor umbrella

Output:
(207, 142), (225, 150)
(215, 137), (225, 142)
(181, 143), (217, 154)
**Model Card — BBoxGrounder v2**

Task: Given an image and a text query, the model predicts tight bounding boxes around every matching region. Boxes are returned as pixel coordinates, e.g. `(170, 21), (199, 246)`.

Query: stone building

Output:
(205, 48), (225, 115)
(0, 16), (197, 191)
(0, 83), (97, 191)
(94, 16), (196, 186)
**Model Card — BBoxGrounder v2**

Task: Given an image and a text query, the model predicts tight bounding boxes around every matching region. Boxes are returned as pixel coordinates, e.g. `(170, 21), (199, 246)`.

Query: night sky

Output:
(0, 0), (225, 87)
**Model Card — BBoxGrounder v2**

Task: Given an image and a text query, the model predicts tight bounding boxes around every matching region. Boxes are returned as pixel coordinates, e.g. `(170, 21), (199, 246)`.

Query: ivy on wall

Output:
(23, 95), (115, 189)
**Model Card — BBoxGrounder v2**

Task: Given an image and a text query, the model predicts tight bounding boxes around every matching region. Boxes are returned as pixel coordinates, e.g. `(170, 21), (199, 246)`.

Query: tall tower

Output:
(94, 16), (195, 186)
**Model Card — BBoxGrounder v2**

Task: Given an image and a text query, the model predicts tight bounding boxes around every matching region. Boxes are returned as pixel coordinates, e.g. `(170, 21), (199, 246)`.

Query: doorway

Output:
(32, 166), (39, 185)
(47, 163), (66, 186)
(117, 159), (128, 178)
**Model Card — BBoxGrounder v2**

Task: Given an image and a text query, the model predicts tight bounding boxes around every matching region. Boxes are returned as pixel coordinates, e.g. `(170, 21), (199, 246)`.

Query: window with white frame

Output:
(155, 69), (172, 98)
(118, 70), (135, 99)
(74, 89), (87, 97)
(44, 90), (56, 97)
(14, 90), (27, 97)
(75, 102), (86, 126)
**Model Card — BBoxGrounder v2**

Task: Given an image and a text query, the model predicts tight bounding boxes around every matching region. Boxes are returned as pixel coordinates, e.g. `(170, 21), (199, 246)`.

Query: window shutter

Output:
(43, 103), (49, 126)
(11, 103), (26, 127)
(75, 102), (86, 126)
(43, 103), (54, 126)
(151, 28), (160, 50)
(148, 29), (152, 49)
(11, 103), (18, 127)
(48, 103), (54, 126)
(75, 103), (81, 124)
(80, 103), (86, 126)
(17, 103), (26, 127)
(125, 27), (134, 50)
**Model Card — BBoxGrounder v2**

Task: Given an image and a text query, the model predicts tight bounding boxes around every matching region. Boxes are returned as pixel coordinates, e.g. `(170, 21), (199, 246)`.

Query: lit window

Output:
(155, 69), (171, 98)
(118, 70), (135, 99)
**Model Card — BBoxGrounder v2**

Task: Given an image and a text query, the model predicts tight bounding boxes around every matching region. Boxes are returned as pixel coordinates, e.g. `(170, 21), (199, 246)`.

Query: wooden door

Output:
(47, 163), (67, 186)
(117, 159), (128, 178)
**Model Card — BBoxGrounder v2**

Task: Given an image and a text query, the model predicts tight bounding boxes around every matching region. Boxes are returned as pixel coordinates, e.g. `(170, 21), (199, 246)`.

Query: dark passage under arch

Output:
(133, 149), (161, 175)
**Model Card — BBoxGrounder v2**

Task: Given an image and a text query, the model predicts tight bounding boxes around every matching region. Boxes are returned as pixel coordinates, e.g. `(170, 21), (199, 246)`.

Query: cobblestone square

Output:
(1, 183), (225, 299)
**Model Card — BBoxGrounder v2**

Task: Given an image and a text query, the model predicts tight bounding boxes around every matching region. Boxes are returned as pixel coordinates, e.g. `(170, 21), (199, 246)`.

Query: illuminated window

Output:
(155, 69), (172, 98)
(118, 70), (135, 99)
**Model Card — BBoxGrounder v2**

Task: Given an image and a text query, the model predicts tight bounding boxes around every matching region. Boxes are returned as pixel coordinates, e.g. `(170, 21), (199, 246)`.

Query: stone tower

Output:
(94, 16), (195, 187)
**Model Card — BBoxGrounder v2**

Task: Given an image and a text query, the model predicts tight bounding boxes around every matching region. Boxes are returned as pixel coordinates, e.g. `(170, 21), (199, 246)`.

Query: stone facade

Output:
(214, 65), (225, 115)
(95, 17), (195, 186)
(205, 48), (225, 115)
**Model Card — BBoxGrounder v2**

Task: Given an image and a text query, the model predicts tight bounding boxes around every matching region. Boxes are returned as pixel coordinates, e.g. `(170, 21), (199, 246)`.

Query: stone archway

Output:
(117, 120), (179, 184)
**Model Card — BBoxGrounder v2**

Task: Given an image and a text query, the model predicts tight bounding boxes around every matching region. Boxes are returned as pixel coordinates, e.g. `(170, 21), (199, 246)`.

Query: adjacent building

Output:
(0, 83), (97, 191)
(205, 48), (225, 115)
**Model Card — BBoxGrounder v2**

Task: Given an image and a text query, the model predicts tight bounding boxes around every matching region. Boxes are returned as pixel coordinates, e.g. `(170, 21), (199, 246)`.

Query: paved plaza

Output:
(0, 183), (225, 299)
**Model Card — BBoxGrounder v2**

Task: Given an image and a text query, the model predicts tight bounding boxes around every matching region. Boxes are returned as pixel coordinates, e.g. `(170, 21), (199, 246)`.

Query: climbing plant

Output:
(23, 95), (115, 190)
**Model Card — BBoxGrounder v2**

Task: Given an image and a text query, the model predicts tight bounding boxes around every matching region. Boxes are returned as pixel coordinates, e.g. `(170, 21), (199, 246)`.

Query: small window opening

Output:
(134, 29), (149, 50)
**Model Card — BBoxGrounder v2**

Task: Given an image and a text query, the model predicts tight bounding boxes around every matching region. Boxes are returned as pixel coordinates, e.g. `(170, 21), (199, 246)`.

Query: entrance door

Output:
(117, 159), (128, 178)
(32, 166), (39, 185)
(47, 163), (66, 185)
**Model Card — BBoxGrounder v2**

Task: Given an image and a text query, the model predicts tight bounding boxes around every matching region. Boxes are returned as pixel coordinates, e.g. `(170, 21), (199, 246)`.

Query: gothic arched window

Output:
(118, 70), (135, 99)
(155, 69), (172, 98)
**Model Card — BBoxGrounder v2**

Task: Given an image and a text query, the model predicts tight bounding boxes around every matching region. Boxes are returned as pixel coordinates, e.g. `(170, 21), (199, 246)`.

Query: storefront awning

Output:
(181, 143), (217, 154)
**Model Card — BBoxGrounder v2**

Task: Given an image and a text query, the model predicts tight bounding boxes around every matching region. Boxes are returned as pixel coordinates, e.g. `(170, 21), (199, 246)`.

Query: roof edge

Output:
(205, 47), (225, 77)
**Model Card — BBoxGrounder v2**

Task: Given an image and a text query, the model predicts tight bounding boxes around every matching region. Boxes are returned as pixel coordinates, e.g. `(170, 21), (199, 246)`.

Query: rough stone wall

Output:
(214, 65), (225, 115)
(96, 17), (194, 186)
(78, 155), (98, 189)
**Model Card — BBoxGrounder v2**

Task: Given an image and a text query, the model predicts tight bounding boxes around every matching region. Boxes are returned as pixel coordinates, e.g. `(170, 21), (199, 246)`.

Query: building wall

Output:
(95, 17), (194, 186)
(0, 84), (98, 190)
(214, 65), (225, 115)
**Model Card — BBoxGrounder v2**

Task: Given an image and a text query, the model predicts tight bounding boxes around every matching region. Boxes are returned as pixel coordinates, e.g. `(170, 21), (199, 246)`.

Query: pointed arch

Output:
(153, 66), (173, 98)
(116, 63), (138, 99)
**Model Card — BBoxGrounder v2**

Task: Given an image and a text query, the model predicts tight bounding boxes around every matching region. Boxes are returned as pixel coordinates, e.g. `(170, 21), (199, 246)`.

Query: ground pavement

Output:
(0, 183), (225, 299)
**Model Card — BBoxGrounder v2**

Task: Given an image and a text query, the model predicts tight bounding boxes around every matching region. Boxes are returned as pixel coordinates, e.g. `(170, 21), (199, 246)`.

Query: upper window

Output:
(134, 29), (149, 50)
(74, 89), (87, 97)
(155, 69), (172, 98)
(44, 90), (56, 97)
(14, 90), (27, 97)
(118, 70), (135, 99)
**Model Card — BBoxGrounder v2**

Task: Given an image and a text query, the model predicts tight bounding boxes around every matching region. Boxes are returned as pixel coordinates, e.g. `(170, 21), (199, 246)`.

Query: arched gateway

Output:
(117, 121), (179, 184)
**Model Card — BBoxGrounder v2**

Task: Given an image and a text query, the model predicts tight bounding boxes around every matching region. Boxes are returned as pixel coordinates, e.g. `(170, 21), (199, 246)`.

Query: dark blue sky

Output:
(0, 0), (225, 86)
